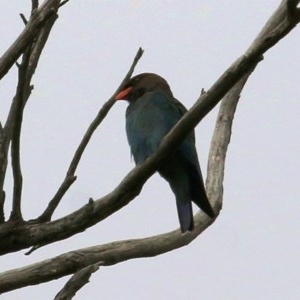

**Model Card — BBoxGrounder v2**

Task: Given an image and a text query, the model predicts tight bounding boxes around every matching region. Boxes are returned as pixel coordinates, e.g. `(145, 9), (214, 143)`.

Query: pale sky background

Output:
(0, 1), (299, 299)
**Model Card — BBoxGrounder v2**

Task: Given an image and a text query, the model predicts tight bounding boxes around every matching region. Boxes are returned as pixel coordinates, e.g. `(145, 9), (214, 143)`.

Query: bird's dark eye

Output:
(132, 87), (146, 99)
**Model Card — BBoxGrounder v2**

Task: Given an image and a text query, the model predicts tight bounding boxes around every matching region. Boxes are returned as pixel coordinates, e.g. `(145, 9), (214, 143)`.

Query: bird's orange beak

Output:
(115, 87), (133, 100)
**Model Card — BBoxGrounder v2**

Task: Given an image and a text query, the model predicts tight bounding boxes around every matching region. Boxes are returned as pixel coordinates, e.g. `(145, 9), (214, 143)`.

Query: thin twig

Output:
(32, 0), (39, 11)
(36, 47), (144, 222)
(9, 40), (33, 221)
(10, 50), (33, 221)
(59, 0), (70, 8)
(19, 14), (28, 25)
(10, 93), (25, 221)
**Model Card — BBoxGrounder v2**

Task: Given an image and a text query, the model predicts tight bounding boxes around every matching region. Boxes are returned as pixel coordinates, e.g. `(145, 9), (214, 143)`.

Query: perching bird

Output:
(116, 73), (215, 232)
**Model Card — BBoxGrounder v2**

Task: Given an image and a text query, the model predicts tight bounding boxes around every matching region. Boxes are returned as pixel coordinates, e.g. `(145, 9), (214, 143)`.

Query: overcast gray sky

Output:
(0, 1), (300, 299)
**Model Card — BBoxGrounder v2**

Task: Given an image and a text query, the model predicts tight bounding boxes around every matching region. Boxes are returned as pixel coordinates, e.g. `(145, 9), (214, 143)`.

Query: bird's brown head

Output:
(115, 73), (172, 102)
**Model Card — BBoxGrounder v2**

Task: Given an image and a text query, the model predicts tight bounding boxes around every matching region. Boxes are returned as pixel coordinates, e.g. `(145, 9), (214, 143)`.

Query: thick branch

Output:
(0, 227), (197, 294)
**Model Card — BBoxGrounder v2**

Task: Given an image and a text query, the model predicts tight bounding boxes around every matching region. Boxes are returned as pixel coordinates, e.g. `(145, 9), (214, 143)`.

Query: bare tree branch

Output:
(59, 0), (70, 8)
(35, 47), (144, 223)
(0, 0), (61, 81)
(54, 264), (101, 300)
(0, 228), (195, 294)
(0, 104), (19, 215)
(19, 14), (28, 25)
(206, 73), (252, 211)
(32, 0), (39, 12)
(9, 6), (60, 221)
(10, 79), (26, 221)
(0, 0), (62, 221)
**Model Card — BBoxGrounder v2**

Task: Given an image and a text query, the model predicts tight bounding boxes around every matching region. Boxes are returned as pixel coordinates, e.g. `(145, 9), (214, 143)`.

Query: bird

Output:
(115, 73), (215, 232)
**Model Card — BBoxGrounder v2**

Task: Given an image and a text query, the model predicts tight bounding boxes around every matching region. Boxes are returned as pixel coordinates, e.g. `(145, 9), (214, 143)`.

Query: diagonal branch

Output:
(0, 226), (200, 294)
(35, 47), (144, 223)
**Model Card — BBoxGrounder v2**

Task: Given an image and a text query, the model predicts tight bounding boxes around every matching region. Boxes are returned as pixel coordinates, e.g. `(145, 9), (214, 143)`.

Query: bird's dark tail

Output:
(176, 198), (194, 233)
(187, 163), (215, 218)
(191, 186), (215, 218)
